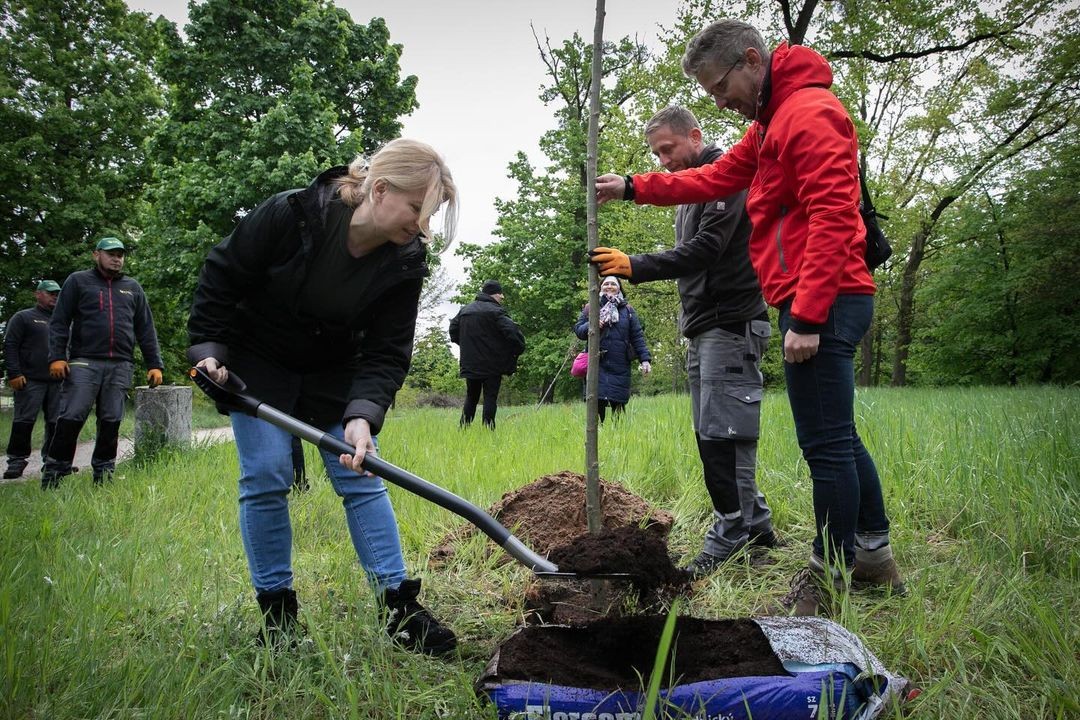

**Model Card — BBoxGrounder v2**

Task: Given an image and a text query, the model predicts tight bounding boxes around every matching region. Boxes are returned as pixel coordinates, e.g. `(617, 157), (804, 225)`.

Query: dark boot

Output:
(41, 418), (82, 489)
(40, 471), (63, 490)
(255, 588), (300, 647)
(851, 545), (907, 595)
(381, 579), (456, 656)
(746, 530), (787, 567)
(5, 421), (33, 478)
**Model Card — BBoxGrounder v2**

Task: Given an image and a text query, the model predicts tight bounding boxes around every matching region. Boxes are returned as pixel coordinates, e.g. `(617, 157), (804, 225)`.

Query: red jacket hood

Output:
(758, 42), (834, 125)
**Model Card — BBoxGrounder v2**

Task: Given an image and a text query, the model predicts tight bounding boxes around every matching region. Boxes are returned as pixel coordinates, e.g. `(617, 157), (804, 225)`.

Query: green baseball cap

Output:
(95, 237), (126, 252)
(36, 280), (61, 292)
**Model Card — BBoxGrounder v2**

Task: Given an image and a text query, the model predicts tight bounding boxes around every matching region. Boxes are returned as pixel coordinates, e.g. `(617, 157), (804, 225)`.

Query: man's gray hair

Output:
(645, 106), (701, 137)
(681, 19), (768, 78)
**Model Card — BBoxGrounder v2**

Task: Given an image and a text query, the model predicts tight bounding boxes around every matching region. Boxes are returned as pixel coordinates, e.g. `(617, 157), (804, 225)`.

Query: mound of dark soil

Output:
(430, 470), (674, 565)
(549, 526), (691, 597)
(494, 616), (787, 690)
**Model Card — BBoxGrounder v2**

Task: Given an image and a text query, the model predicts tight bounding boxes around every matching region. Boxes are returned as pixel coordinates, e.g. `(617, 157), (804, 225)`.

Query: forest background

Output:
(2, 0), (1077, 403)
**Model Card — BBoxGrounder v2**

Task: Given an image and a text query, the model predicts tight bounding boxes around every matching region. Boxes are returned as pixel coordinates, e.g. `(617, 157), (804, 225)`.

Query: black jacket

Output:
(187, 166), (428, 433)
(4, 305), (57, 382)
(628, 144), (766, 338)
(448, 294), (525, 379)
(49, 268), (162, 368)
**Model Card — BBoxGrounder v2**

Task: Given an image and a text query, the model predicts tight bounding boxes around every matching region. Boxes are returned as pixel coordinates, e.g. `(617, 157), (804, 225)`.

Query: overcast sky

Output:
(124, 0), (686, 315)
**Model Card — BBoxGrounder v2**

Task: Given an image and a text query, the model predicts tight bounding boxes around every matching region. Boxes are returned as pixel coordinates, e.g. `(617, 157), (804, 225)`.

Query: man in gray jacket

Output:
(590, 106), (778, 576)
(3, 280), (63, 479)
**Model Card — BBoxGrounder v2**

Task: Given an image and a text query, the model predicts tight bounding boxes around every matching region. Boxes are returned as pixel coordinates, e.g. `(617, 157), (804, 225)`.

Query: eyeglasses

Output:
(704, 62), (742, 100)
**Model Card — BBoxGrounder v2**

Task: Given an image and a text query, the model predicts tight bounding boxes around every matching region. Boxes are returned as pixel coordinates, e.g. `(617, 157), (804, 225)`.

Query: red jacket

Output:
(632, 42), (875, 329)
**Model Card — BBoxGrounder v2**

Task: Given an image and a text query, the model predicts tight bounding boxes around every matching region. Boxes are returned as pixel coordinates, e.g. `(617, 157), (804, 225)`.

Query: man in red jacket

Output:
(597, 19), (905, 615)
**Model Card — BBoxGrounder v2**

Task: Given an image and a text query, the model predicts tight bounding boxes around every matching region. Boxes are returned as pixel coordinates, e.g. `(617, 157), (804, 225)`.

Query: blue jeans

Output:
(230, 412), (408, 594)
(779, 295), (890, 568)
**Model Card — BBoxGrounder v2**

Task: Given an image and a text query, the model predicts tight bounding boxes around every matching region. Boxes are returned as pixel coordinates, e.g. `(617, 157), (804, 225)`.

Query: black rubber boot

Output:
(41, 417), (82, 489)
(255, 588), (300, 648)
(380, 579), (456, 656)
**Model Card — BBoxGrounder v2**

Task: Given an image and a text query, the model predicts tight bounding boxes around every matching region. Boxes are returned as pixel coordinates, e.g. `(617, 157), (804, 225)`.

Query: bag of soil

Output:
(477, 615), (908, 719)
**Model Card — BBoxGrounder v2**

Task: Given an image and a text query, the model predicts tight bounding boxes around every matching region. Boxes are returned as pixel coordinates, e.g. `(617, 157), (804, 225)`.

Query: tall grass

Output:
(0, 386), (1076, 718)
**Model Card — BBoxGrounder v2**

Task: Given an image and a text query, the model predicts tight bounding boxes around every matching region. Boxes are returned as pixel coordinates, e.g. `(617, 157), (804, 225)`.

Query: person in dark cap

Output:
(449, 279), (525, 429)
(42, 237), (164, 488)
(3, 280), (63, 479)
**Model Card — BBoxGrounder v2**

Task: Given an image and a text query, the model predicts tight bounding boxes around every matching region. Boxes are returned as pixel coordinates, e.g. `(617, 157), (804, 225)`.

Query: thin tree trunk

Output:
(858, 333), (873, 386)
(892, 230), (927, 386)
(584, 0), (605, 536)
(873, 318), (885, 385)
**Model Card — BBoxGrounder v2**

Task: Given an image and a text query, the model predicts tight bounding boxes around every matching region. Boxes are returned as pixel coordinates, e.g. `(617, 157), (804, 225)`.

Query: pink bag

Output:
(570, 351), (589, 378)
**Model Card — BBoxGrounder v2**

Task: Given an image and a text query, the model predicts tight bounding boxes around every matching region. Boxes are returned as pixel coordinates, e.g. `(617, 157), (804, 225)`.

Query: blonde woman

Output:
(188, 139), (459, 655)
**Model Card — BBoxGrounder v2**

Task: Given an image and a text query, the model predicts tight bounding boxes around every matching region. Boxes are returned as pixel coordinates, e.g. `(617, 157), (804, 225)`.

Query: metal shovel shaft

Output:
(253, 403), (558, 573)
(188, 367), (556, 573)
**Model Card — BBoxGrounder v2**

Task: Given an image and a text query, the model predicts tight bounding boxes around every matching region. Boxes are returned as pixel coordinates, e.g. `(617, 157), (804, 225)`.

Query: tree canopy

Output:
(0, 0), (162, 322)
(459, 0), (1078, 399)
(1, 0), (1075, 393)
(136, 0), (418, 376)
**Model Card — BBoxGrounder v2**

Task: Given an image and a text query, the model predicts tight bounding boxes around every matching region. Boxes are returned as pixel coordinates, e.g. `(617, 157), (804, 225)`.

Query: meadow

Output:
(0, 386), (1076, 719)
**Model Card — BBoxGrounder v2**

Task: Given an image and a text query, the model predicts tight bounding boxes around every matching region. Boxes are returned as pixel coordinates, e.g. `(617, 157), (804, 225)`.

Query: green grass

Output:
(0, 386), (1077, 719)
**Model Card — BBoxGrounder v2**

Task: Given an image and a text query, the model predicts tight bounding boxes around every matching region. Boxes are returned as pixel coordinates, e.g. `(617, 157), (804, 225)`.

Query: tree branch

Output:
(827, 8), (1041, 63)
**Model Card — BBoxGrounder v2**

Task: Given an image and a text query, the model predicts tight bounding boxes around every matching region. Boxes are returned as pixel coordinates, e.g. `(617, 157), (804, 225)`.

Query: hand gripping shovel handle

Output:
(189, 366), (559, 574)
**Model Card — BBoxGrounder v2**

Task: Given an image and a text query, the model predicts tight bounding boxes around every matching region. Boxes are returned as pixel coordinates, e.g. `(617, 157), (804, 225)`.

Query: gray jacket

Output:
(628, 144), (766, 338)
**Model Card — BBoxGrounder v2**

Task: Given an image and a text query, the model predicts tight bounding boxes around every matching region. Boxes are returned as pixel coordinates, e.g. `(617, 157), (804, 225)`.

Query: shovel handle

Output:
(189, 366), (558, 573)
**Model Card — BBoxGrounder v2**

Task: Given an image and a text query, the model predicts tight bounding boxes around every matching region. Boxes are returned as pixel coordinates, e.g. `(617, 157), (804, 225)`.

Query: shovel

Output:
(189, 366), (629, 581)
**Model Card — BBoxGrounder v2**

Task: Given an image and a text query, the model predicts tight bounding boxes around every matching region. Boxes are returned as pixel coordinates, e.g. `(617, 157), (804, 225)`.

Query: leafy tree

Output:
(0, 0), (162, 322)
(137, 0), (417, 376)
(646, 0), (1078, 386)
(455, 31), (664, 402)
(403, 322), (460, 396)
(908, 130), (1080, 385)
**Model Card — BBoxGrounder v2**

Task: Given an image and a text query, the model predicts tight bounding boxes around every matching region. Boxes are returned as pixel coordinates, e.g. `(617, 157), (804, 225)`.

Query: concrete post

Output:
(134, 385), (192, 451)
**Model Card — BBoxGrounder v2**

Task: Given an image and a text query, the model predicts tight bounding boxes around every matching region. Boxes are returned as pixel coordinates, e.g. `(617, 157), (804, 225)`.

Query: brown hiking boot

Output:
(762, 558), (845, 617)
(851, 545), (907, 595)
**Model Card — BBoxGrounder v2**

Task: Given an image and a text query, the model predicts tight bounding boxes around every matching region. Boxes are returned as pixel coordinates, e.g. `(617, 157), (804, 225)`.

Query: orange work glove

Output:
(588, 246), (632, 279)
(9, 375), (27, 391)
(146, 368), (163, 388)
(49, 360), (69, 380)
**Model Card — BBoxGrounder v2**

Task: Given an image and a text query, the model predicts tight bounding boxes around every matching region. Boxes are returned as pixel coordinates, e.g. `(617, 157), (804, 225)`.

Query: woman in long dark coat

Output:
(573, 275), (652, 422)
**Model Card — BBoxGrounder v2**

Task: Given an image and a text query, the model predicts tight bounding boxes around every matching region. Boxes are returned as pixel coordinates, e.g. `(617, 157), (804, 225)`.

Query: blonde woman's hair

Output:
(335, 138), (458, 245)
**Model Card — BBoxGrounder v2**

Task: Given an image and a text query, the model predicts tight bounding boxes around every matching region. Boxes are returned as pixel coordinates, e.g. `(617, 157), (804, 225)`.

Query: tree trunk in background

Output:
(858, 333), (873, 386)
(892, 229), (928, 386)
